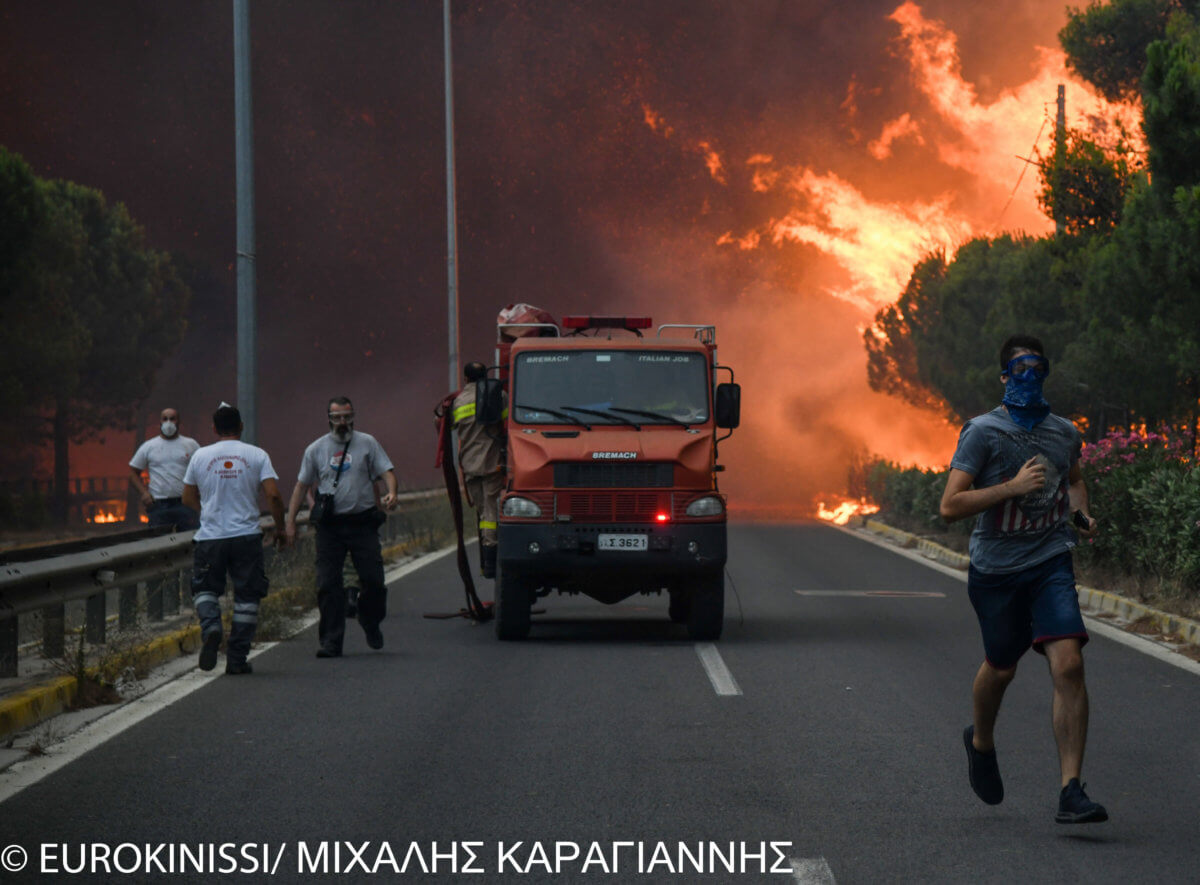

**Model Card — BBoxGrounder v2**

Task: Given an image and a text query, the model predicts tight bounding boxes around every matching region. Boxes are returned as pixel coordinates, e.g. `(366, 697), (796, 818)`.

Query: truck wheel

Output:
(686, 569), (724, 641)
(667, 591), (690, 624)
(495, 565), (532, 640)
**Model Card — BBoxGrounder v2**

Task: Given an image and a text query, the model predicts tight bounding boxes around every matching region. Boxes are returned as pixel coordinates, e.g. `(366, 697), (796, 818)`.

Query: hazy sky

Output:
(0, 1), (1125, 512)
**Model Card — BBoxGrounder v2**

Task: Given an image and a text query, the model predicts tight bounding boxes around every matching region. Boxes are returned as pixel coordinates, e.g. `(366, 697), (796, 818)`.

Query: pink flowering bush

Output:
(1077, 427), (1199, 593)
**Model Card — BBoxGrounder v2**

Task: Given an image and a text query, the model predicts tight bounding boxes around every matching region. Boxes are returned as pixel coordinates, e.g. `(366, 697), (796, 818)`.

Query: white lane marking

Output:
(383, 538), (470, 585)
(1079, 617), (1200, 677)
(695, 642), (741, 696)
(790, 856), (836, 883)
(0, 542), (464, 805)
(795, 590), (945, 597)
(826, 522), (1200, 678)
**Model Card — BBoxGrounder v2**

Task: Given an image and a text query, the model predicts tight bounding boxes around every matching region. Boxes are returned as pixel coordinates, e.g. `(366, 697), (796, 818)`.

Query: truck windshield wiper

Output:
(607, 406), (691, 428)
(514, 404), (591, 430)
(560, 405), (641, 430)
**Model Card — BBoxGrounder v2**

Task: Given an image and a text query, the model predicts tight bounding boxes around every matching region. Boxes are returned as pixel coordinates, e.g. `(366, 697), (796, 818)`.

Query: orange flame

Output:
(816, 499), (881, 526)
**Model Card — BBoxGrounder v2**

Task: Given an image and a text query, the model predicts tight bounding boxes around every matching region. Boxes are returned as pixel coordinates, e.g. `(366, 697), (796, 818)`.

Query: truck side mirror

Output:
(475, 378), (506, 425)
(714, 383), (740, 429)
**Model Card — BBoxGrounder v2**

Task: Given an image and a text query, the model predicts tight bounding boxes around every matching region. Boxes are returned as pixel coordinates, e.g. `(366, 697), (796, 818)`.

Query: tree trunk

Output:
(52, 400), (69, 525)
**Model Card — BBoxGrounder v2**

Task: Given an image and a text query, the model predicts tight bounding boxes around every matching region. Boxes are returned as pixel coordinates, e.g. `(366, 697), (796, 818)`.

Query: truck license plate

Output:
(597, 534), (647, 551)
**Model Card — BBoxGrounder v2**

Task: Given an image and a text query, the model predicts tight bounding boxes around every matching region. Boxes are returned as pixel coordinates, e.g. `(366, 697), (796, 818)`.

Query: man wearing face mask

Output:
(287, 396), (398, 657)
(129, 407), (200, 530)
(940, 335), (1107, 825)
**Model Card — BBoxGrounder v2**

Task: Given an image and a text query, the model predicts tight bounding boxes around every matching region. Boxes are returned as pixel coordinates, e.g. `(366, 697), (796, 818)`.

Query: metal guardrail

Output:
(0, 489), (444, 677)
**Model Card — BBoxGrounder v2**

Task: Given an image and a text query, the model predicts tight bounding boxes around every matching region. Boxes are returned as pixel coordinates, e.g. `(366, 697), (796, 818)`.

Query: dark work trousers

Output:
(191, 535), (269, 664)
(315, 514), (386, 652)
(148, 498), (199, 531)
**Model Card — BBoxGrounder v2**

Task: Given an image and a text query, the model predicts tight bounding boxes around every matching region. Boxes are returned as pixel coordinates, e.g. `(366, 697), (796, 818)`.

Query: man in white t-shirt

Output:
(129, 406), (200, 530)
(182, 403), (287, 675)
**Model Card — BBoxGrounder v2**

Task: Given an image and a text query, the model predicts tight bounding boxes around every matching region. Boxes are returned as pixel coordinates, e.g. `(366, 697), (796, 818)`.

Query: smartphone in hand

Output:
(1072, 510), (1090, 529)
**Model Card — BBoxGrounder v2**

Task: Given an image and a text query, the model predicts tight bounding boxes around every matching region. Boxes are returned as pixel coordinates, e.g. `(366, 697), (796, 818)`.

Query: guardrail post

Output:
(86, 592), (106, 644)
(146, 577), (163, 621)
(120, 583), (140, 629)
(42, 603), (66, 658)
(0, 616), (16, 677)
(164, 569), (182, 615)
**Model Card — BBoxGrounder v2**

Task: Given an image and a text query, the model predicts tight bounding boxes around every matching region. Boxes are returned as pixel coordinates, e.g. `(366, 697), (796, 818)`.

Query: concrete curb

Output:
(864, 519), (971, 570)
(0, 676), (78, 739)
(0, 624), (202, 742)
(862, 518), (1200, 646)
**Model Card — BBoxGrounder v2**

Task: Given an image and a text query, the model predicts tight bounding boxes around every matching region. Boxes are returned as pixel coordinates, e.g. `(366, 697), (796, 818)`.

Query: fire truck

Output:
(483, 311), (740, 640)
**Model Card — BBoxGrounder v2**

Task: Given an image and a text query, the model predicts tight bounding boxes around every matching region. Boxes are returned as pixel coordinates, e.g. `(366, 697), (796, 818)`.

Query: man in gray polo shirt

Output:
(286, 396), (398, 657)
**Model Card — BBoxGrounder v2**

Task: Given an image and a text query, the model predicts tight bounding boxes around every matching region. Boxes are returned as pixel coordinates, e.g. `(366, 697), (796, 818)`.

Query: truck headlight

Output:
(685, 495), (724, 517)
(502, 496), (543, 518)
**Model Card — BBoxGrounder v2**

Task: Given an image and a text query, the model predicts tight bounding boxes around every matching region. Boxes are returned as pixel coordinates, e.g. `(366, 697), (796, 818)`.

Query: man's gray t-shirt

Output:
(950, 407), (1082, 574)
(298, 432), (394, 516)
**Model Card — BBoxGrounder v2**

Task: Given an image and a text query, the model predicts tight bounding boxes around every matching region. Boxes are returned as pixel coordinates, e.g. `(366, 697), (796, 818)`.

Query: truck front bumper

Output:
(498, 522), (726, 575)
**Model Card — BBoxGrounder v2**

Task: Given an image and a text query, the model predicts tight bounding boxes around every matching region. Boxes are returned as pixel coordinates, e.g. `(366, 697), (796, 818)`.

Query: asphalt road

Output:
(1, 523), (1197, 884)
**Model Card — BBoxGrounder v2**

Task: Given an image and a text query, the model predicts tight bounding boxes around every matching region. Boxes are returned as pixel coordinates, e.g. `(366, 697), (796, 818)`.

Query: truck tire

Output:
(686, 569), (724, 641)
(495, 565), (532, 640)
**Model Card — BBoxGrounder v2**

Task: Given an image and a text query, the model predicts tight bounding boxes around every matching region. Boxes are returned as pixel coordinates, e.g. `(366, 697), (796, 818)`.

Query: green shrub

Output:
(861, 459), (971, 536)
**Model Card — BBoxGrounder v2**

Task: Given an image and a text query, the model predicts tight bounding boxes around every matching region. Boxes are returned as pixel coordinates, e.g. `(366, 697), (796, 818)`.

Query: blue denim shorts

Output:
(967, 551), (1088, 670)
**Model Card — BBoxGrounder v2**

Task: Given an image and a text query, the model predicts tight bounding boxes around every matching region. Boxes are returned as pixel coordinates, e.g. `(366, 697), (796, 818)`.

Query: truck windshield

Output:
(513, 350), (709, 425)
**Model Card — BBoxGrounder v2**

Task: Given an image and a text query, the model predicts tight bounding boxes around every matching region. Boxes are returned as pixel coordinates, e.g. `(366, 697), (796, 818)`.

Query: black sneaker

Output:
(225, 660), (253, 675)
(363, 624), (383, 650)
(1056, 778), (1108, 823)
(198, 630), (222, 672)
(315, 646), (342, 658)
(963, 725), (1004, 805)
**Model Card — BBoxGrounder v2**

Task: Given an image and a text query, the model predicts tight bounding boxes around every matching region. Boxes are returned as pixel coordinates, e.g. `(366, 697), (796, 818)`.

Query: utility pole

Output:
(1055, 83), (1065, 237)
(234, 0), (258, 442)
(444, 0), (460, 393)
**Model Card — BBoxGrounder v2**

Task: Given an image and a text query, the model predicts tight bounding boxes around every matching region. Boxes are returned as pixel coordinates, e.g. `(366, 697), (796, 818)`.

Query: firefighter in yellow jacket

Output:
(453, 362), (507, 578)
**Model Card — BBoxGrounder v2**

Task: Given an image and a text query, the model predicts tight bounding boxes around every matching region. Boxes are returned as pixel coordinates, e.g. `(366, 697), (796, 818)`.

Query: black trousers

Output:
(148, 498), (199, 530)
(192, 535), (268, 663)
(315, 516), (386, 651)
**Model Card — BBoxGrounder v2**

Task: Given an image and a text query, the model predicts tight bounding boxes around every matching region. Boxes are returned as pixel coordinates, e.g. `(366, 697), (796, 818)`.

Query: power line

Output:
(992, 111), (1049, 233)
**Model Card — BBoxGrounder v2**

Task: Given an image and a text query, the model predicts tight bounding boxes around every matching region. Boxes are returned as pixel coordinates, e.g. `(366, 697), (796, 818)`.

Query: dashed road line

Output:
(695, 642), (741, 696)
(794, 590), (945, 598)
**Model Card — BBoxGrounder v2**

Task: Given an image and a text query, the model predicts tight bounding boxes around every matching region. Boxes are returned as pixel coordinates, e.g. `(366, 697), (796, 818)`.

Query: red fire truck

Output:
(487, 312), (740, 640)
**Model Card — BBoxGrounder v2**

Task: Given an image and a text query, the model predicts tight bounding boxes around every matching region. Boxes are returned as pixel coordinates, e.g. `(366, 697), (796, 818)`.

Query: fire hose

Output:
(430, 392), (493, 622)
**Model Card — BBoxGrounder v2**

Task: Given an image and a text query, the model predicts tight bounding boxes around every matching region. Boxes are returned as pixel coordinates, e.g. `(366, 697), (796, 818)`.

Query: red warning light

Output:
(656, 513), (669, 523)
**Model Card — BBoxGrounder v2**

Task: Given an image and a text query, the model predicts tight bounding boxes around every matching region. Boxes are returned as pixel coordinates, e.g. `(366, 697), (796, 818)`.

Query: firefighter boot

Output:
(481, 543), (497, 579)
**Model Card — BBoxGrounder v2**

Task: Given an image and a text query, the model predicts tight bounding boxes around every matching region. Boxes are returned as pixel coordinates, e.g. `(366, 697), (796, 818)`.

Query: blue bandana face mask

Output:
(1002, 354), (1050, 430)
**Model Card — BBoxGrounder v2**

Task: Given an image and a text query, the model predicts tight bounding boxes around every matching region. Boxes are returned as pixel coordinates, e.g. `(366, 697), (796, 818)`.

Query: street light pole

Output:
(234, 0), (258, 442)
(444, 0), (460, 393)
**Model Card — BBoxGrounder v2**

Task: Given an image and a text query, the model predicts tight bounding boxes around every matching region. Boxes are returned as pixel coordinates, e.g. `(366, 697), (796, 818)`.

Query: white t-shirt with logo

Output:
(129, 435), (200, 499)
(183, 440), (279, 541)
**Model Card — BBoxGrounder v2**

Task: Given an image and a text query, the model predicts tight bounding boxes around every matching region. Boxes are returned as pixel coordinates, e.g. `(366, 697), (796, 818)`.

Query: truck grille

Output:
(557, 491), (666, 523)
(553, 462), (674, 488)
